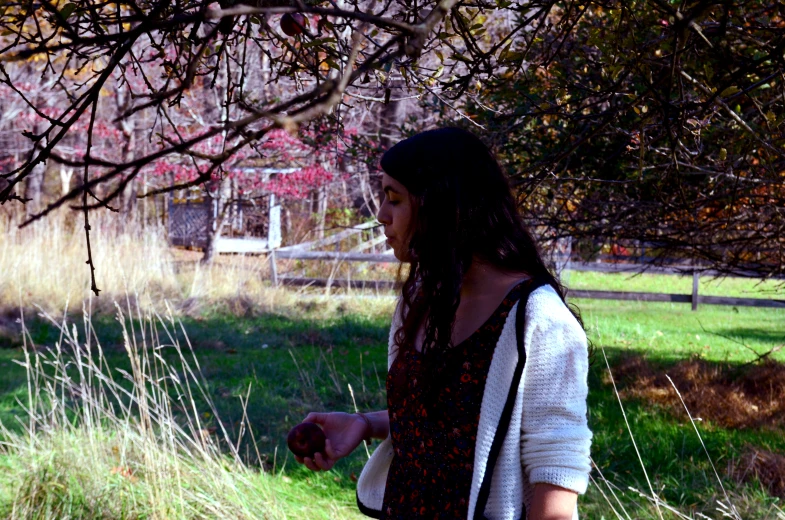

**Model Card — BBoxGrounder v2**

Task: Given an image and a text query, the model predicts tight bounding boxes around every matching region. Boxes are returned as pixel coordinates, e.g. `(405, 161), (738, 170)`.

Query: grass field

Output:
(1, 221), (783, 518)
(1, 293), (783, 518)
(566, 269), (783, 300)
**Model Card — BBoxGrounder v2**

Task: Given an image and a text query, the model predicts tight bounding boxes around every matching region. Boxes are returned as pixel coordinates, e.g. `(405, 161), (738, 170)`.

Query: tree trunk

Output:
(202, 196), (219, 264)
(202, 178), (232, 264)
(313, 185), (327, 240)
(371, 76), (405, 210)
(202, 56), (232, 264)
(24, 161), (45, 217)
(59, 166), (74, 196)
(116, 83), (137, 226)
(24, 123), (47, 217)
(119, 129), (137, 221)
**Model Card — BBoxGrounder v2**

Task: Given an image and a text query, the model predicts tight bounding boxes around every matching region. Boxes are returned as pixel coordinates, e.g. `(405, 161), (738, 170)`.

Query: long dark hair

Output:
(380, 127), (582, 359)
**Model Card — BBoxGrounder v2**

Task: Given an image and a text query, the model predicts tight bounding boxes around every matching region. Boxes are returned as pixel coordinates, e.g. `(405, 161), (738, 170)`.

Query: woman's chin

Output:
(392, 248), (414, 263)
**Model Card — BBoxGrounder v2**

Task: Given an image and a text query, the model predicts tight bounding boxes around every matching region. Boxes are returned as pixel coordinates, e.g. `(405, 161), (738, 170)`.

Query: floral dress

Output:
(381, 280), (529, 519)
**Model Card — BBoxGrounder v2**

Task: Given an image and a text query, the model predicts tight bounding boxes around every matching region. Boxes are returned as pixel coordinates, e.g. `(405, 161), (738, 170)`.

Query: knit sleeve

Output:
(520, 286), (592, 494)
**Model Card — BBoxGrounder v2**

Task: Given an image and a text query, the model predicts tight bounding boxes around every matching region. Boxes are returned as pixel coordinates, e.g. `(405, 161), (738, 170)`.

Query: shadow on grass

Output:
(589, 345), (785, 510)
(713, 328), (785, 346)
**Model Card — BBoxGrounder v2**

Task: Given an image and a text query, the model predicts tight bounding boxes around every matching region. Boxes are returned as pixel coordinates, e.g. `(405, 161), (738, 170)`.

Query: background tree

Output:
(460, 1), (785, 278)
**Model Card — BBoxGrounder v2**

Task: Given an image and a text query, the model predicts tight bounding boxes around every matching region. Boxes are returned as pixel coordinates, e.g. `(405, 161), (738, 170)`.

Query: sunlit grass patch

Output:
(578, 299), (785, 364)
(566, 269), (783, 299)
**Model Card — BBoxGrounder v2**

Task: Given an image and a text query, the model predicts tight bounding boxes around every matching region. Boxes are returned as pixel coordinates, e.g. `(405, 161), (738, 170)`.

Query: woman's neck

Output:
(460, 257), (529, 299)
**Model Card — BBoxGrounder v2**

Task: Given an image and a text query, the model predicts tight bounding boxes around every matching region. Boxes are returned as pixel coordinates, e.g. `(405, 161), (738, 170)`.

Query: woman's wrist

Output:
(355, 412), (373, 443)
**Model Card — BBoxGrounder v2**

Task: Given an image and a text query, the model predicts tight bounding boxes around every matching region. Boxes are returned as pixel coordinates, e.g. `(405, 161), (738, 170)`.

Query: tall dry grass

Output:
(0, 215), (396, 318)
(1, 215), (178, 309)
(0, 302), (363, 519)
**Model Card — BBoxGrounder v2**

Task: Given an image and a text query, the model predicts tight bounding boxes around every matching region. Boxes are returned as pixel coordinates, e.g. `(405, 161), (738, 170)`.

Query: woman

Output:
(295, 128), (592, 519)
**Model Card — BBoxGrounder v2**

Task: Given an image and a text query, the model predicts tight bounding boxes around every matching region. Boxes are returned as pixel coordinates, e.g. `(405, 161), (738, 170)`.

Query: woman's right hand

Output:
(294, 412), (369, 472)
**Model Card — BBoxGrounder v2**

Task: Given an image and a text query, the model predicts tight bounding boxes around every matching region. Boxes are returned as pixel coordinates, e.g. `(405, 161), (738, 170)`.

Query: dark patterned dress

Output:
(381, 280), (529, 519)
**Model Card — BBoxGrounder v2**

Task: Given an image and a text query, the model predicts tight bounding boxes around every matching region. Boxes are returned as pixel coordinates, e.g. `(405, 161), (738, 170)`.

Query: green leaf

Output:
(59, 3), (77, 20)
(703, 63), (713, 81)
(303, 37), (336, 49)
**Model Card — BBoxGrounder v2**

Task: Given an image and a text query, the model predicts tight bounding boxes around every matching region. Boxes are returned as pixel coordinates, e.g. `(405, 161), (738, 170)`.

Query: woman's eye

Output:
(389, 200), (399, 206)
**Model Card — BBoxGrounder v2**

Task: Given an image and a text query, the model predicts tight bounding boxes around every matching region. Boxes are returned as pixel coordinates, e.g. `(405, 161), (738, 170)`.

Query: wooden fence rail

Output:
(567, 289), (785, 309)
(270, 249), (784, 310)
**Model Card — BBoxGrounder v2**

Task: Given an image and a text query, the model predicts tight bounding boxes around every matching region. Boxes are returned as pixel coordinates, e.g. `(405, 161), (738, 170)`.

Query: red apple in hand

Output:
(287, 422), (326, 458)
(281, 13), (306, 36)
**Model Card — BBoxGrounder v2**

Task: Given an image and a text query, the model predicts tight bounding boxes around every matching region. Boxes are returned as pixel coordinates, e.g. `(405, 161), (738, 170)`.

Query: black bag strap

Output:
(473, 278), (549, 520)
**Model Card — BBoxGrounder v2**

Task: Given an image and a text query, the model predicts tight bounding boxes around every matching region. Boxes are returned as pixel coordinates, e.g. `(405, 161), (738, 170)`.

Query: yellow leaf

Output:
(719, 86), (739, 97)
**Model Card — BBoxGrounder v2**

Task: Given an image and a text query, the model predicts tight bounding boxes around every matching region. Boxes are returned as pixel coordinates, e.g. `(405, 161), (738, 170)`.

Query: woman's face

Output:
(377, 173), (414, 262)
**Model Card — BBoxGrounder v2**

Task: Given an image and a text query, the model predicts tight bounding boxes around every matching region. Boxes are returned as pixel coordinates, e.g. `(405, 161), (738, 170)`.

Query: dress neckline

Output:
(410, 278), (531, 356)
(453, 278), (530, 349)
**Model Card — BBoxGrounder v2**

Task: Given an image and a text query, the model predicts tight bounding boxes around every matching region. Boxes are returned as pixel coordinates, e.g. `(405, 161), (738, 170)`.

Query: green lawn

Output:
(566, 269), (783, 300)
(0, 276), (783, 518)
(578, 298), (785, 364)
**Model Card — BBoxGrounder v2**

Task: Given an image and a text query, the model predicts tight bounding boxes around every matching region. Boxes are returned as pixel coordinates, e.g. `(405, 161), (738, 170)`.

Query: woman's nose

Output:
(376, 201), (390, 225)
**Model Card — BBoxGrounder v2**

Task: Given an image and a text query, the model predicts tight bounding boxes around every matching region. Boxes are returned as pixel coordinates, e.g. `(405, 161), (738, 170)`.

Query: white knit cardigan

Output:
(356, 284), (592, 519)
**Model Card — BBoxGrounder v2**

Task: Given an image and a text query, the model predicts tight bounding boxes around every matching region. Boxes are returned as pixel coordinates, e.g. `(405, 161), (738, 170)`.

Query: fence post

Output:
(270, 249), (279, 287)
(691, 271), (699, 311)
(268, 194), (281, 287)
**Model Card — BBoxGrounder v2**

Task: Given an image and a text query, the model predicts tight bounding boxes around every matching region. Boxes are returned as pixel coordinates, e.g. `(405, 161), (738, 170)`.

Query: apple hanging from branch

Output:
(281, 13), (307, 36)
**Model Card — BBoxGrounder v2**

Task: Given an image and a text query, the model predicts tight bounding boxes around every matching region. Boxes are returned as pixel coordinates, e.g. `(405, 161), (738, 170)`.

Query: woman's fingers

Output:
(313, 451), (334, 471)
(301, 453), (334, 472)
(303, 412), (327, 425)
(302, 456), (319, 471)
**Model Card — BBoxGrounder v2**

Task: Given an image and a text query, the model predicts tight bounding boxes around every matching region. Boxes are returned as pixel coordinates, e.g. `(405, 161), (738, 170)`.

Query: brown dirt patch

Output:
(731, 446), (785, 498)
(607, 356), (785, 430)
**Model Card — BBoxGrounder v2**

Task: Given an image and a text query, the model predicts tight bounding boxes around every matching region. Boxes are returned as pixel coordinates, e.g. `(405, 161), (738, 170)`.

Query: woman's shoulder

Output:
(525, 282), (566, 312)
(523, 283), (586, 339)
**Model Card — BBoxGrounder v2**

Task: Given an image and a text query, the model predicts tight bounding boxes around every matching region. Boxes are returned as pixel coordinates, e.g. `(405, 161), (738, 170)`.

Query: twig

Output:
(665, 375), (741, 520)
(681, 70), (785, 158)
(697, 319), (783, 366)
(601, 346), (664, 520)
